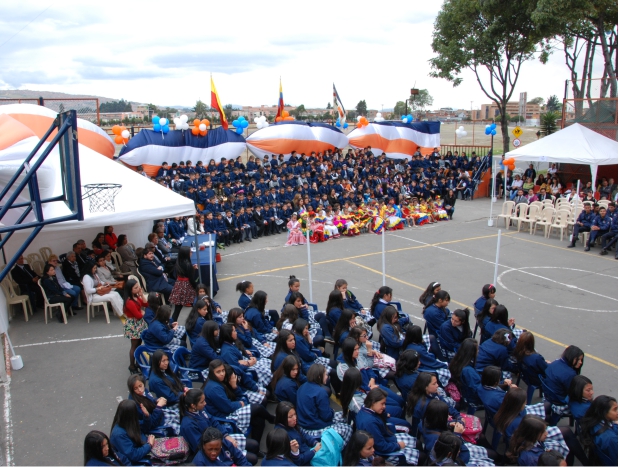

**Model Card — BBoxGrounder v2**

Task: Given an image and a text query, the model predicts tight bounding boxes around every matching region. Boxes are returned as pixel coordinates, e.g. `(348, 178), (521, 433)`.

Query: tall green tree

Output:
(528, 97), (545, 105)
(291, 104), (306, 118)
(430, 0), (552, 154)
(540, 111), (560, 136)
(393, 101), (407, 116)
(193, 100), (209, 119)
(410, 89), (434, 114)
(355, 100), (367, 116)
(223, 104), (234, 122)
(326, 102), (332, 109)
(546, 95), (561, 111)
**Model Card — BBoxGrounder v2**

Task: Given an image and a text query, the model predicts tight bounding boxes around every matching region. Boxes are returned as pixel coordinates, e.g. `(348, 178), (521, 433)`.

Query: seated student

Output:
(272, 355), (305, 406)
(286, 292), (324, 347)
(185, 300), (209, 346)
(82, 261), (124, 319)
(348, 327), (382, 373)
(428, 431), (467, 467)
(342, 430), (378, 467)
(568, 375), (594, 422)
(423, 290), (451, 338)
(83, 430), (128, 466)
(514, 331), (548, 388)
(369, 286), (408, 326)
(483, 304), (517, 343)
(402, 324), (449, 373)
(189, 321), (221, 371)
(507, 416), (554, 466)
(406, 372), (463, 432)
(295, 363), (352, 442)
(355, 388), (420, 465)
(438, 308), (472, 357)
(333, 308), (357, 346)
(477, 366), (517, 419)
(244, 290), (278, 341)
(476, 298), (498, 344)
(335, 278), (372, 322)
(325, 289), (346, 334)
(138, 249), (174, 302)
(270, 330), (304, 374)
(473, 284), (496, 316)
(147, 350), (187, 422)
(262, 429), (299, 466)
(276, 304), (300, 333)
(376, 306), (404, 360)
(285, 275), (328, 336)
(580, 395), (618, 466)
(394, 349), (421, 402)
(544, 345), (585, 425)
(142, 292), (161, 325)
(236, 280), (254, 310)
(127, 374), (167, 435)
(203, 360), (274, 443)
(179, 388), (259, 464)
(192, 427), (252, 466)
(228, 307), (271, 359)
(292, 319), (330, 374)
(40, 263), (75, 323)
(142, 305), (186, 353)
(219, 323), (270, 392)
(109, 400), (155, 464)
(449, 339), (483, 408)
(476, 328), (518, 374)
(419, 281), (442, 309)
(273, 401), (321, 467)
(195, 284), (224, 324)
(586, 206), (611, 251)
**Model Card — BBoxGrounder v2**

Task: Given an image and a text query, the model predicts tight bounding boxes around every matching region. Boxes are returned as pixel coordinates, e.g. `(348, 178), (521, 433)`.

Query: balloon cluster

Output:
(192, 118), (211, 136)
(254, 115), (269, 129)
(152, 116), (170, 135)
(356, 116), (369, 128)
(401, 114), (413, 124)
(335, 117), (349, 129)
(455, 125), (468, 138)
(374, 112), (385, 122)
(485, 123), (497, 136)
(275, 110), (294, 122)
(112, 125), (130, 145)
(173, 115), (190, 131)
(232, 116), (249, 134)
(502, 157), (515, 171)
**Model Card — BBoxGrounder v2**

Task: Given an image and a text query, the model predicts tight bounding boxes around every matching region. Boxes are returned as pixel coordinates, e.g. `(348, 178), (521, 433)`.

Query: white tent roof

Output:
(506, 123), (618, 181)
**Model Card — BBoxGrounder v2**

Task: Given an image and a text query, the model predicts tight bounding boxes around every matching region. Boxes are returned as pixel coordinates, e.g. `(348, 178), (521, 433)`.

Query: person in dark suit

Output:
(11, 255), (43, 308)
(138, 249), (174, 301)
(62, 251), (82, 288)
(252, 205), (268, 237)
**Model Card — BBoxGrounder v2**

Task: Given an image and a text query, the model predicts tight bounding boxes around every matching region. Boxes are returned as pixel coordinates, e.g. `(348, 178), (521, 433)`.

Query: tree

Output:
(546, 95), (561, 111)
(193, 100), (209, 119)
(100, 99), (133, 112)
(527, 97), (544, 105)
(430, 0), (552, 154)
(356, 100), (367, 116)
(223, 104), (234, 122)
(346, 110), (356, 121)
(393, 101), (407, 117)
(326, 102), (332, 109)
(410, 89), (434, 114)
(291, 104), (306, 118)
(540, 111), (560, 136)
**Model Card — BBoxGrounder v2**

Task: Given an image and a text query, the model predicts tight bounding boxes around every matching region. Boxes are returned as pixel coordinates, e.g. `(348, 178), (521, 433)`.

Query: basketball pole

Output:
(194, 228), (202, 285)
(306, 226), (313, 303)
(381, 223), (386, 286)
(488, 157), (496, 226)
(493, 229), (502, 286)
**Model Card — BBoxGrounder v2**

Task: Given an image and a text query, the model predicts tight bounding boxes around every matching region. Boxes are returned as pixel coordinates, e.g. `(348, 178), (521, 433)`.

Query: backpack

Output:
(311, 428), (344, 466)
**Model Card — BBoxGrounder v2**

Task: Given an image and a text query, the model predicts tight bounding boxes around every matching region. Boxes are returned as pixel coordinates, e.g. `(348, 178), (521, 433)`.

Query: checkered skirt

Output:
(227, 404), (252, 434)
(300, 411), (352, 444)
(164, 325), (187, 354)
(385, 433), (419, 465)
(524, 404), (569, 458)
(464, 443), (495, 466)
(252, 338), (275, 358)
(162, 404), (181, 435)
(246, 357), (273, 387)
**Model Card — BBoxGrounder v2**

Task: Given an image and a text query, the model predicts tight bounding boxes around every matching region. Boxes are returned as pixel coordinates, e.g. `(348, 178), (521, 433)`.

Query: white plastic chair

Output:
(38, 282), (69, 324)
(509, 203), (529, 231)
(1, 278), (33, 322)
(39, 247), (53, 263)
(497, 201), (515, 228)
(87, 301), (110, 324)
(548, 210), (570, 241)
(533, 207), (555, 237)
(521, 204), (541, 234)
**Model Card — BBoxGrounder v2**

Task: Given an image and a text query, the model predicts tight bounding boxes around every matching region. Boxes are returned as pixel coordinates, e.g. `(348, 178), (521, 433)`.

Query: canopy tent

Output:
(506, 123), (618, 183)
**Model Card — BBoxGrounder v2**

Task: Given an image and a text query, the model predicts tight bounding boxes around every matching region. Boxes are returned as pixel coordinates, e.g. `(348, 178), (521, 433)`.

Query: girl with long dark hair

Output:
(544, 345), (585, 425)
(376, 306), (404, 360)
(448, 338), (483, 409)
(169, 246), (197, 322)
(402, 324), (449, 376)
(476, 298), (498, 344)
(273, 402), (321, 466)
(147, 350), (186, 430)
(342, 430), (376, 466)
(185, 300), (209, 346)
(419, 282), (441, 308)
(122, 279), (147, 374)
(476, 328), (518, 374)
(189, 321), (220, 371)
(41, 262), (74, 323)
(109, 400), (154, 464)
(262, 430), (296, 466)
(126, 374), (167, 434)
(423, 290), (451, 338)
(513, 331), (548, 389)
(394, 349), (421, 401)
(142, 305), (187, 353)
(580, 395), (618, 466)
(325, 288), (346, 333)
(244, 290), (277, 340)
(84, 430), (126, 466)
(473, 284), (496, 315)
(271, 355), (305, 405)
(568, 375), (594, 422)
(236, 280), (253, 310)
(369, 286), (393, 322)
(228, 307), (272, 359)
(438, 308), (471, 357)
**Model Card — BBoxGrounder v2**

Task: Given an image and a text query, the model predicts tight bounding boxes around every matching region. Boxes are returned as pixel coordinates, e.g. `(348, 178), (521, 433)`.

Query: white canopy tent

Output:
(506, 123), (618, 183)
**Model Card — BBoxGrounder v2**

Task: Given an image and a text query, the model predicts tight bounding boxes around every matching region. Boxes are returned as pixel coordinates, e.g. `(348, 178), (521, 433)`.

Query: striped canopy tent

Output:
(347, 121), (441, 159)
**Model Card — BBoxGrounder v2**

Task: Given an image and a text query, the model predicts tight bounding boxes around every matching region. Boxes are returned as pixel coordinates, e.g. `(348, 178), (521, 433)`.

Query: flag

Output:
(333, 83), (346, 124)
(276, 78), (284, 119)
(211, 75), (228, 130)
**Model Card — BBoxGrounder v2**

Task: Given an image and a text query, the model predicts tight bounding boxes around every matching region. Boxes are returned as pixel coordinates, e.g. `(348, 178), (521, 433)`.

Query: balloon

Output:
(491, 129), (497, 136)
(201, 119), (210, 127)
(407, 115), (413, 123)
(485, 128), (491, 135)
(193, 119), (200, 127)
(112, 125), (121, 135)
(121, 129), (130, 139)
(336, 122), (341, 127)
(114, 135), (123, 144)
(275, 117), (283, 122)
(200, 129), (207, 136)
(490, 123), (497, 130)
(282, 111), (289, 118)
(508, 163), (515, 170)
(180, 114), (188, 123)
(152, 116), (160, 125)
(199, 123), (207, 131)
(284, 116), (294, 121)
(159, 118), (168, 126)
(402, 117), (408, 123)
(241, 120), (249, 128)
(343, 122), (349, 129)
(357, 122), (362, 128)
(191, 127), (199, 136)
(173, 117), (180, 126)
(376, 112), (382, 118)
(357, 116), (362, 122)
(236, 127), (243, 134)
(153, 124), (161, 132)
(162, 126), (169, 134)
(504, 158), (515, 165)
(254, 117), (259, 123)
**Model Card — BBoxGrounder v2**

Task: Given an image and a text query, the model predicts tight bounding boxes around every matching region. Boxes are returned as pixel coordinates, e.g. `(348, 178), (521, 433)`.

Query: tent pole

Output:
(194, 228), (202, 285)
(488, 157), (496, 226)
(493, 229), (502, 285)
(209, 236), (213, 298)
(381, 225), (386, 286)
(306, 226), (313, 303)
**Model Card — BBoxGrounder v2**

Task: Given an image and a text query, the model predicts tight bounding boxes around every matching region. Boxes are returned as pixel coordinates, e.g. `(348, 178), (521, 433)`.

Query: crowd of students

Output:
(82, 274), (617, 466)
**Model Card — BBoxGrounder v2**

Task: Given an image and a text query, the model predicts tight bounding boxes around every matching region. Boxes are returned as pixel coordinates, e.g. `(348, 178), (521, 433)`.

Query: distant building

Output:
(472, 102), (541, 123)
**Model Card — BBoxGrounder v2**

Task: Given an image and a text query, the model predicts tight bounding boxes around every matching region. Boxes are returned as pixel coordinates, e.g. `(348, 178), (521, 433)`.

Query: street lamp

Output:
(406, 88), (419, 117)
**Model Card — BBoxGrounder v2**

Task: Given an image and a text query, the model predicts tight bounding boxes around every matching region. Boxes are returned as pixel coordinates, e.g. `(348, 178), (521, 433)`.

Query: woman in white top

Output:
(186, 214), (205, 236)
(81, 261), (124, 317)
(509, 175), (524, 200)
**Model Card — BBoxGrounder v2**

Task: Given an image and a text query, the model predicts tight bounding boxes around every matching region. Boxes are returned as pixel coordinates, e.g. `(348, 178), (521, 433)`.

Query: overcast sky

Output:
(0, 1), (601, 111)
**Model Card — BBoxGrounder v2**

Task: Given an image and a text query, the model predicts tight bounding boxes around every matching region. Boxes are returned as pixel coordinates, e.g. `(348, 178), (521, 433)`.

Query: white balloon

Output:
(160, 118), (168, 126)
(461, 131), (467, 136)
(182, 123), (189, 130)
(254, 117), (259, 123)
(459, 126), (464, 130)
(376, 112), (382, 118)
(121, 130), (130, 139)
(173, 118), (181, 126)
(357, 116), (362, 122)
(402, 118), (408, 123)
(180, 114), (188, 123)
(199, 123), (206, 131)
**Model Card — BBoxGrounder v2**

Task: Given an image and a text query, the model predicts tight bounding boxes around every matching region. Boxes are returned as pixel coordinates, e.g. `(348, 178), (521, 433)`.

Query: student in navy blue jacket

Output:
(193, 427), (252, 466)
(325, 289), (345, 334)
(285, 275), (328, 336)
(332, 308), (357, 346)
(483, 305), (517, 346)
(543, 345), (585, 424)
(179, 389), (259, 464)
(127, 374), (167, 434)
(438, 308), (472, 356)
(423, 290), (451, 338)
(477, 366), (517, 420)
(369, 286), (408, 326)
(394, 349), (421, 402)
(295, 364), (336, 431)
(262, 429), (299, 466)
(476, 329), (518, 374)
(580, 395), (618, 466)
(342, 430), (377, 467)
(218, 324), (261, 392)
(272, 355), (306, 405)
(273, 401), (320, 466)
(476, 298), (498, 344)
(190, 321), (220, 370)
(148, 350), (186, 406)
(568, 375), (594, 422)
(376, 306), (404, 360)
(142, 305), (184, 351)
(473, 284), (496, 315)
(292, 319), (325, 371)
(335, 278), (367, 314)
(109, 400), (154, 464)
(236, 280), (253, 310)
(419, 281), (442, 308)
(449, 338), (483, 407)
(228, 308), (266, 357)
(513, 331), (548, 388)
(244, 291), (277, 339)
(270, 330), (305, 373)
(402, 324), (449, 371)
(507, 415), (550, 465)
(143, 292), (162, 325)
(138, 250), (173, 301)
(185, 300), (209, 346)
(84, 430), (129, 466)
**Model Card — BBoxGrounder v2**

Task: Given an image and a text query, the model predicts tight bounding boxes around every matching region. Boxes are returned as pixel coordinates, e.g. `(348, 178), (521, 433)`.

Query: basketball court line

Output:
(510, 235), (618, 262)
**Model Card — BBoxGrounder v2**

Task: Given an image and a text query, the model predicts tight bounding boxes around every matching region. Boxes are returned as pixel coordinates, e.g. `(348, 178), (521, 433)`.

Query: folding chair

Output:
(497, 201), (515, 228)
(38, 282), (70, 324)
(1, 278), (33, 322)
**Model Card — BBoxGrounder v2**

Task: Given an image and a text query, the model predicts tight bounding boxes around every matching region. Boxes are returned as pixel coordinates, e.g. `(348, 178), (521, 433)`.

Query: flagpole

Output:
(306, 226), (313, 303)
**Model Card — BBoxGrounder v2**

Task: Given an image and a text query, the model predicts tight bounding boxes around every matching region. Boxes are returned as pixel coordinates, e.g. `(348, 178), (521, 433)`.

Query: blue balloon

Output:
(336, 122), (341, 127)
(236, 127), (243, 134)
(241, 120), (249, 128)
(152, 116), (160, 125)
(485, 128), (491, 135)
(153, 123), (161, 132)
(343, 122), (349, 129)
(162, 125), (170, 134)
(490, 123), (497, 130)
(491, 129), (497, 136)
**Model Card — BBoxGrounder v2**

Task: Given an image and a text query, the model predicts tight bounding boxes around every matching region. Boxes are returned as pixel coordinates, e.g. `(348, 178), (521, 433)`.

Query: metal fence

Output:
(0, 97), (100, 125)
(561, 97), (618, 141)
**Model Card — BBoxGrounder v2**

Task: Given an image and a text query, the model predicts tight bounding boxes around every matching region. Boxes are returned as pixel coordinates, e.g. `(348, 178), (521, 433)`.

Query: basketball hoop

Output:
(82, 183), (122, 213)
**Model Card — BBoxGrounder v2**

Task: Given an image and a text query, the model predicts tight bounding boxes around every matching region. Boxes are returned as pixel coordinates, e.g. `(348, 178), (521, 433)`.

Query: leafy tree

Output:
(356, 100), (367, 116)
(546, 95), (561, 112)
(430, 0), (552, 154)
(291, 104), (306, 118)
(223, 104), (233, 121)
(510, 114), (522, 122)
(346, 110), (356, 121)
(410, 89), (434, 113)
(393, 101), (407, 117)
(326, 102), (332, 109)
(193, 100), (209, 119)
(527, 97), (544, 105)
(540, 111), (560, 136)
(100, 99), (133, 112)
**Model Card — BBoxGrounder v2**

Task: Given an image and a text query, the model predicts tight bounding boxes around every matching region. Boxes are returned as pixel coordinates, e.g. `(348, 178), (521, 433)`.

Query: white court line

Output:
(14, 334), (123, 348)
(390, 233), (618, 312)
(2, 337), (13, 466)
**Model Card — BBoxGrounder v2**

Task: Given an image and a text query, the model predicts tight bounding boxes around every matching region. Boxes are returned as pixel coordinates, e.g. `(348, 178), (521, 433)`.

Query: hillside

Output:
(0, 90), (122, 104)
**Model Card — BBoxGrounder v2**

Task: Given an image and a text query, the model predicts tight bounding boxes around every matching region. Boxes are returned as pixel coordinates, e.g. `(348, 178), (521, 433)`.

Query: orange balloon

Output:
(504, 158), (515, 165)
(508, 164), (516, 170)
(275, 117), (283, 122)
(357, 122), (362, 128)
(122, 137), (129, 144)
(282, 111), (289, 118)
(114, 135), (123, 144)
(284, 116), (294, 121)
(193, 119), (200, 127)
(202, 119), (210, 127)
(200, 130), (207, 136)
(191, 127), (199, 136)
(112, 125), (121, 135)
(120, 126), (127, 132)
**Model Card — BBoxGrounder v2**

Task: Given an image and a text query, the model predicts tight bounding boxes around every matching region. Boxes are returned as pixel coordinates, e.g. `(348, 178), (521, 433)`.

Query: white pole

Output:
(504, 169), (508, 202)
(381, 223), (386, 286)
(488, 157), (496, 226)
(306, 227), (313, 303)
(575, 180), (581, 201)
(493, 229), (502, 285)
(209, 235), (213, 297)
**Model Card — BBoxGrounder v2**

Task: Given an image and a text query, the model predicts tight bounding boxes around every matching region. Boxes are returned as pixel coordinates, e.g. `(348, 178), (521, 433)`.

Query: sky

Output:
(0, 1), (602, 112)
